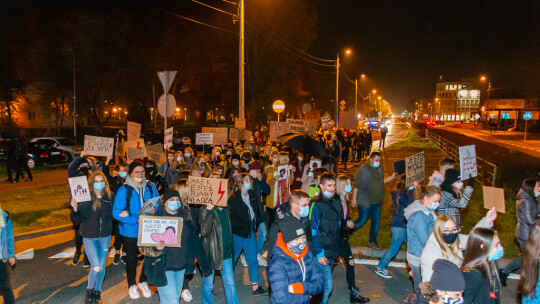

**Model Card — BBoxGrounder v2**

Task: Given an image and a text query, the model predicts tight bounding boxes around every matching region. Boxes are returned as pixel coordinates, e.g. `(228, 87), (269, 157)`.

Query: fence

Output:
(426, 129), (498, 187)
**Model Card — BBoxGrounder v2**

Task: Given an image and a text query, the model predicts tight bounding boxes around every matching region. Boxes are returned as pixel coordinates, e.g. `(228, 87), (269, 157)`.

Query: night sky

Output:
(312, 0), (540, 110)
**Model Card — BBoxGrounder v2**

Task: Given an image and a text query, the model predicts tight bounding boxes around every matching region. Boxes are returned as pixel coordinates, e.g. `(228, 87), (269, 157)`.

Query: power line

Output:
(191, 0), (237, 17)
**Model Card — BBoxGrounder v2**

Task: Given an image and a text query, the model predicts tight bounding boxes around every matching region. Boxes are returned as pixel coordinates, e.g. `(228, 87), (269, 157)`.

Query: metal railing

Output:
(426, 129), (498, 187)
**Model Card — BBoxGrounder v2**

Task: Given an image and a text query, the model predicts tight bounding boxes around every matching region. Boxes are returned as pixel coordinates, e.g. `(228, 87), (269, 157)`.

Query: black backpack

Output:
(124, 182), (155, 215)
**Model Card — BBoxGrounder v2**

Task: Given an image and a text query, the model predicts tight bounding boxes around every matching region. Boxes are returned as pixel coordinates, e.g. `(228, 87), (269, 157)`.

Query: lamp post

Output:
(335, 49), (351, 127)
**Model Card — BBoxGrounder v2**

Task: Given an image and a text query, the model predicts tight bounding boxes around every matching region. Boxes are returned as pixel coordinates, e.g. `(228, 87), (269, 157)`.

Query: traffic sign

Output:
(157, 71), (177, 93)
(523, 112), (532, 120)
(340, 100), (346, 106)
(157, 94), (176, 118)
(301, 103), (312, 113)
(475, 114), (481, 120)
(273, 100), (285, 114)
(340, 105), (346, 111)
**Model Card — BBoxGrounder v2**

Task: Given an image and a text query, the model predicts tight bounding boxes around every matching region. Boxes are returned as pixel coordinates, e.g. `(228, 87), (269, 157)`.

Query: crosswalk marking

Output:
(15, 248), (34, 260)
(49, 247), (75, 259)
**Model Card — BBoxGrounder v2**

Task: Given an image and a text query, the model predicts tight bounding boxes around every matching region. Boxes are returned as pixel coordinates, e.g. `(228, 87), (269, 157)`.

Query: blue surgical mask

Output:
(323, 190), (334, 198)
(372, 161), (380, 168)
(489, 246), (504, 261)
(200, 162), (206, 167)
(232, 160), (240, 166)
(272, 158), (278, 163)
(167, 200), (180, 212)
(93, 182), (106, 191)
(427, 202), (439, 210)
(535, 192), (540, 198)
(118, 172), (128, 179)
(344, 185), (352, 193)
(243, 183), (252, 190)
(298, 206), (309, 218)
(409, 186), (414, 191)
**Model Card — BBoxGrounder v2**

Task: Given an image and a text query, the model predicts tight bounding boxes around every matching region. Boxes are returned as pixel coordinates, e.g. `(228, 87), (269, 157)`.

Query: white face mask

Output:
(133, 177), (144, 183)
(177, 156), (182, 162)
(454, 181), (463, 190)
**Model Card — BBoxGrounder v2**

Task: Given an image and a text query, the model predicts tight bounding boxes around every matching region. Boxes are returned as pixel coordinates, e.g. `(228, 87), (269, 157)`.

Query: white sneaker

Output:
(240, 254), (248, 267)
(137, 282), (152, 298)
(257, 255), (268, 267)
(181, 289), (193, 302)
(129, 285), (140, 299)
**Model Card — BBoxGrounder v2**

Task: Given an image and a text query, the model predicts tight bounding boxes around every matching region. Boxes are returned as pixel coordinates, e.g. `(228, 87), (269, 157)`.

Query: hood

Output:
(404, 200), (431, 220)
(125, 176), (149, 202)
(276, 232), (308, 261)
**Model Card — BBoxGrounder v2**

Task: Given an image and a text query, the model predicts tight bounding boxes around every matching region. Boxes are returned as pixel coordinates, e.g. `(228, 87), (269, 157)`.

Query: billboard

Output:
(457, 90), (480, 99)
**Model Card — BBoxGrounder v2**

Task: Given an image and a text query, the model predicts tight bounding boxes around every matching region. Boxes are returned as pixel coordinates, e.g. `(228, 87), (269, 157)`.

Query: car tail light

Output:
(41, 152), (48, 158)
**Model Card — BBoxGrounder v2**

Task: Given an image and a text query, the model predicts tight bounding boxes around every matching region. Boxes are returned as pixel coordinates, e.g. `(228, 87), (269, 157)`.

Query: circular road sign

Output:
(157, 94), (176, 118)
(273, 100), (285, 114)
(301, 103), (312, 113)
(523, 112), (532, 120)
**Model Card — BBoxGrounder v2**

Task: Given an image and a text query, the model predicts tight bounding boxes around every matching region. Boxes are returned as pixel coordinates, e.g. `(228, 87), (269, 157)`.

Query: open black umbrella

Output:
(277, 132), (328, 159)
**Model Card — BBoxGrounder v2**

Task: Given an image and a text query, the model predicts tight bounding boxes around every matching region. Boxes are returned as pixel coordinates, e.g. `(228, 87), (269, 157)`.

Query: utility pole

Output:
(355, 78), (358, 114)
(239, 0), (245, 120)
(335, 54), (340, 126)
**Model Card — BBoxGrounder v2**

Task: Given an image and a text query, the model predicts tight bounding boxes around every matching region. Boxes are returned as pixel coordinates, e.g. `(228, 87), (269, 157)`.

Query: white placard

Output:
(164, 127), (173, 149)
(276, 165), (289, 181)
(127, 121), (141, 142)
(125, 139), (146, 160)
(321, 115), (333, 129)
(68, 176), (91, 202)
(286, 119), (308, 133)
(196, 133), (214, 145)
(138, 216), (183, 247)
(405, 151), (425, 187)
(84, 135), (114, 157)
(459, 145), (477, 179)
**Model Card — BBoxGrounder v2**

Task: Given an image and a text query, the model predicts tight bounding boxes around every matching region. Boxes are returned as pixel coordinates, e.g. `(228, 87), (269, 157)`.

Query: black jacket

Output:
(70, 193), (115, 238)
(463, 269), (500, 304)
(228, 189), (260, 238)
(264, 203), (312, 254)
(515, 189), (539, 241)
(310, 193), (343, 260)
(102, 165), (125, 194)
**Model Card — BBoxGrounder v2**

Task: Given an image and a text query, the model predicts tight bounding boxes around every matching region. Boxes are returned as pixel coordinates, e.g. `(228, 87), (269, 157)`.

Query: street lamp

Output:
(336, 49), (352, 126)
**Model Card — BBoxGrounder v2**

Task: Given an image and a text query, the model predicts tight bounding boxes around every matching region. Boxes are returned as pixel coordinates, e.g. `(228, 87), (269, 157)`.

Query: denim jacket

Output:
(404, 201), (436, 266)
(0, 211), (15, 261)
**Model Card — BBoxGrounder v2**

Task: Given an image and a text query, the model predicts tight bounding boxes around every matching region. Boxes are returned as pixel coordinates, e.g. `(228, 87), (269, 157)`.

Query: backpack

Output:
(124, 182), (155, 215)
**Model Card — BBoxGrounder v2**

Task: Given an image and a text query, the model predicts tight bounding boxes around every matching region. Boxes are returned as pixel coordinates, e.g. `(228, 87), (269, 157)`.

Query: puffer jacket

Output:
(515, 188), (539, 241)
(199, 207), (233, 270)
(70, 193), (115, 238)
(404, 200), (437, 267)
(437, 186), (473, 226)
(269, 233), (323, 304)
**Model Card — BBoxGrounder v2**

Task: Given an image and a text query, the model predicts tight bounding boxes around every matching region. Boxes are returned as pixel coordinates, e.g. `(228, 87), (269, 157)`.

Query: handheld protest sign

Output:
(126, 139), (146, 160)
(146, 144), (166, 166)
(269, 121), (291, 141)
(394, 160), (405, 175)
(188, 176), (228, 207)
(405, 151), (425, 187)
(68, 176), (91, 202)
(138, 216), (183, 247)
(201, 127), (228, 145)
(276, 165), (289, 181)
(164, 127), (173, 150)
(459, 145), (478, 179)
(84, 135), (114, 157)
(286, 119), (308, 133)
(127, 121), (141, 142)
(235, 118), (246, 129)
(195, 133), (213, 145)
(139, 197), (161, 215)
(320, 115), (333, 129)
(483, 186), (505, 213)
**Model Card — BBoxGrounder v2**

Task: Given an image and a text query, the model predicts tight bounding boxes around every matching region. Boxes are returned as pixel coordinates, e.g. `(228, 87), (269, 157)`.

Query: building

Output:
(435, 78), (481, 121)
(482, 99), (540, 130)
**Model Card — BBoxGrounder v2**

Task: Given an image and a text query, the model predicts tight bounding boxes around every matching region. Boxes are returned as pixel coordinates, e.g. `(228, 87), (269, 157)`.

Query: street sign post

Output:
(523, 112), (532, 141)
(157, 71), (177, 131)
(273, 100), (285, 122)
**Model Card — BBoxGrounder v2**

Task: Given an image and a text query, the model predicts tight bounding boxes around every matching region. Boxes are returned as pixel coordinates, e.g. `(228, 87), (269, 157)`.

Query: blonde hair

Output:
(236, 173), (253, 190)
(172, 179), (190, 207)
(433, 215), (463, 264)
(336, 175), (350, 201)
(278, 151), (289, 165)
(88, 171), (112, 211)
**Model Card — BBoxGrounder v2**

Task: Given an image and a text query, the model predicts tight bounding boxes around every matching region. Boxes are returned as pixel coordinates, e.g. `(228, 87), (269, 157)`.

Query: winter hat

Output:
(249, 160), (262, 171)
(429, 259), (465, 292)
(128, 161), (144, 175)
(444, 169), (461, 185)
(231, 154), (240, 160)
(162, 189), (180, 203)
(280, 219), (306, 243)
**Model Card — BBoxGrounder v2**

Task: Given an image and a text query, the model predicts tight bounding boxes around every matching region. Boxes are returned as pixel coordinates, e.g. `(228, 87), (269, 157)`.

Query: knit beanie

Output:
(128, 161), (144, 175)
(429, 259), (465, 292)
(279, 219), (306, 243)
(249, 160), (262, 171)
(444, 169), (461, 185)
(162, 189), (180, 203)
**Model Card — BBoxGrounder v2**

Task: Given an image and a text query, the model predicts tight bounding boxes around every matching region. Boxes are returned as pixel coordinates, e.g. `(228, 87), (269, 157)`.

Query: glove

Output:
(467, 177), (474, 187)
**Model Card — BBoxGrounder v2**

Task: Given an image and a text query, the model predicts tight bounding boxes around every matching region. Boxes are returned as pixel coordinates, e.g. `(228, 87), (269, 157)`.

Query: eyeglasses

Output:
(443, 227), (461, 234)
(133, 170), (145, 174)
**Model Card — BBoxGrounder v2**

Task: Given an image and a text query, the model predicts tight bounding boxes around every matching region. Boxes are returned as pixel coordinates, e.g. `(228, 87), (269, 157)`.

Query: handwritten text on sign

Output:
(459, 145), (477, 179)
(138, 216), (182, 247)
(405, 151), (425, 187)
(84, 135), (114, 157)
(320, 115), (333, 129)
(68, 176), (91, 202)
(188, 176), (228, 207)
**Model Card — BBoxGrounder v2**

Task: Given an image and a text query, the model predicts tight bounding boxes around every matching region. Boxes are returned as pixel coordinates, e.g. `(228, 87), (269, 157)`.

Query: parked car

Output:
(26, 142), (68, 168)
(30, 137), (82, 161)
(364, 120), (381, 130)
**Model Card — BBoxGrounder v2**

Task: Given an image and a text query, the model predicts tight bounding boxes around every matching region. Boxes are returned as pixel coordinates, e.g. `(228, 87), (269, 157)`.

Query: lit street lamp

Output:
(335, 49), (352, 126)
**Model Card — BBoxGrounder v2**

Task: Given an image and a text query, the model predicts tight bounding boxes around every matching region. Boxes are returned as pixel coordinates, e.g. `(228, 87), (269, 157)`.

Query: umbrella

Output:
(277, 132), (328, 159)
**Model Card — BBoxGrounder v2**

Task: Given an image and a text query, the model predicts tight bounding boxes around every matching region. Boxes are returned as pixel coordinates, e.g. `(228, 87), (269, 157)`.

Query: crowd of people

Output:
(1, 124), (540, 304)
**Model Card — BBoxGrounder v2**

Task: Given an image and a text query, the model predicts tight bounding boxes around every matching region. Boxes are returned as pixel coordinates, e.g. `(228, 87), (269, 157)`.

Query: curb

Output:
(15, 224), (72, 242)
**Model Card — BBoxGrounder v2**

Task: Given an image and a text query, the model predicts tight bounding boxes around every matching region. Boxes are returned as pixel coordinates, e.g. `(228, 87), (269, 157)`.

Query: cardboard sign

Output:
(68, 176), (91, 202)
(84, 135), (114, 157)
(188, 176), (228, 207)
(483, 186), (505, 213)
(269, 121), (291, 141)
(164, 127), (173, 150)
(276, 165), (289, 181)
(127, 121), (141, 142)
(229, 128), (242, 141)
(126, 139), (146, 160)
(139, 197), (161, 215)
(304, 119), (318, 135)
(196, 133), (214, 145)
(201, 127), (228, 145)
(405, 151), (425, 187)
(394, 160), (405, 175)
(308, 160), (322, 177)
(138, 216), (183, 247)
(244, 130), (253, 141)
(235, 118), (246, 129)
(146, 144), (166, 166)
(286, 119), (308, 133)
(321, 115), (333, 129)
(339, 111), (359, 130)
(459, 145), (478, 179)
(371, 131), (382, 142)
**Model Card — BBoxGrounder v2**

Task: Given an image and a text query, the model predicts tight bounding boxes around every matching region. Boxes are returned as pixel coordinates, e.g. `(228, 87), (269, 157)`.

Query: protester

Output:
(351, 151), (396, 249)
(145, 159), (167, 195)
(291, 153), (306, 190)
(363, 128), (372, 157)
(326, 137), (340, 174)
(341, 131), (351, 170)
(401, 259), (465, 304)
(437, 169), (473, 226)
(0, 202), (16, 304)
(421, 208), (497, 282)
(375, 175), (416, 279)
(183, 147), (195, 170)
(404, 185), (442, 288)
(249, 160), (271, 266)
(428, 158), (455, 187)
(500, 177), (540, 285)
(266, 151), (293, 227)
(228, 173), (268, 296)
(158, 151), (181, 187)
(13, 135), (33, 183)
(113, 161), (159, 299)
(225, 154), (242, 178)
(461, 227), (503, 304)
(300, 156), (322, 191)
(519, 220), (540, 303)
(227, 167), (242, 198)
(306, 168), (326, 199)
(4, 138), (16, 183)
(379, 124), (388, 150)
(190, 155), (212, 178)
(115, 130), (126, 165)
(69, 171), (114, 303)
(268, 218), (323, 304)
(354, 130), (365, 161)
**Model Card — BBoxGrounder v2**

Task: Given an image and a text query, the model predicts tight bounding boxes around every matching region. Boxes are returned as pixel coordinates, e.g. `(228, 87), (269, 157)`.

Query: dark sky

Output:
(311, 0), (540, 110)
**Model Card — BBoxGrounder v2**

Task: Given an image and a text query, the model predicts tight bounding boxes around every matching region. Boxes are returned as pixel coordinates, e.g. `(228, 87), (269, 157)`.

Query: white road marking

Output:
(49, 247), (75, 259)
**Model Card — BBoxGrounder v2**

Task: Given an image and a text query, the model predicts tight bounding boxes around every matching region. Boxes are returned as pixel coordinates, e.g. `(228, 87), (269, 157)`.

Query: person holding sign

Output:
(69, 171), (115, 304)
(113, 162), (160, 300)
(145, 160), (168, 196)
(438, 169), (474, 226)
(191, 155), (212, 178)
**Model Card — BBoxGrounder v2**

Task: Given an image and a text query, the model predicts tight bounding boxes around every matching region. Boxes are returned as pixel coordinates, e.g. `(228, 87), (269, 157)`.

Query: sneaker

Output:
(72, 252), (81, 265)
(369, 242), (382, 250)
(83, 255), (90, 268)
(113, 253), (120, 265)
(137, 282), (152, 298)
(240, 254), (248, 267)
(257, 255), (268, 267)
(181, 289), (193, 302)
(121, 255), (127, 264)
(25, 178), (32, 182)
(128, 285), (140, 299)
(252, 286), (269, 296)
(375, 267), (392, 279)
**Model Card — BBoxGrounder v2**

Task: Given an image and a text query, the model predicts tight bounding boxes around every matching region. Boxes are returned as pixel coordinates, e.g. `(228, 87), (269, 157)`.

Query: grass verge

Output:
(0, 164), (68, 181)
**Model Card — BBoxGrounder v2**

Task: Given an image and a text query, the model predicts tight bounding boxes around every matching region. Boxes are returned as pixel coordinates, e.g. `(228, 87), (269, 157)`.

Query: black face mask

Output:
(227, 155), (232, 159)
(442, 232), (459, 244)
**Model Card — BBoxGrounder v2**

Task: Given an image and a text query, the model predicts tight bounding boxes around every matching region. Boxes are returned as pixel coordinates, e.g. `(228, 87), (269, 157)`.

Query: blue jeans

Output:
(316, 259), (334, 304)
(233, 231), (259, 284)
(256, 222), (267, 255)
(83, 236), (111, 291)
(157, 269), (186, 304)
(353, 203), (381, 243)
(378, 227), (406, 270)
(410, 264), (421, 290)
(202, 258), (239, 304)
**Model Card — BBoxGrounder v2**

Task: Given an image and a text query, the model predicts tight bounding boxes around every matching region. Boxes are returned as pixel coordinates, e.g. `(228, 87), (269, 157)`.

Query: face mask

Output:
(200, 162), (206, 167)
(249, 146), (254, 151)
(118, 172), (128, 179)
(167, 200), (180, 212)
(427, 202), (439, 210)
(409, 186), (415, 191)
(443, 232), (459, 244)
(288, 241), (306, 254)
(372, 161), (380, 168)
(243, 183), (252, 190)
(232, 160), (240, 166)
(146, 167), (153, 174)
(535, 192), (540, 198)
(250, 171), (258, 179)
(244, 158), (250, 163)
(177, 156), (183, 162)
(454, 181), (464, 190)
(232, 175), (238, 180)
(272, 158), (278, 163)
(298, 157), (303, 162)
(93, 182), (106, 191)
(134, 177), (144, 183)
(441, 295), (464, 304)
(489, 246), (504, 261)
(215, 152), (220, 156)
(323, 190), (334, 198)
(298, 206), (309, 218)
(185, 153), (191, 158)
(345, 185), (352, 193)
(227, 154), (232, 159)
